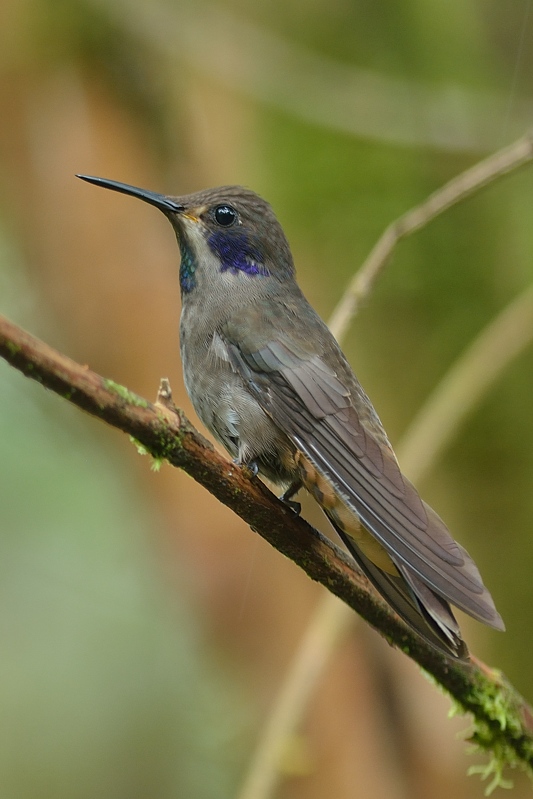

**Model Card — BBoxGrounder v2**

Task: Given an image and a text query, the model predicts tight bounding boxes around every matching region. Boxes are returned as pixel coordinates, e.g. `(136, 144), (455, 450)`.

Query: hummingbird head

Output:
(76, 176), (295, 296)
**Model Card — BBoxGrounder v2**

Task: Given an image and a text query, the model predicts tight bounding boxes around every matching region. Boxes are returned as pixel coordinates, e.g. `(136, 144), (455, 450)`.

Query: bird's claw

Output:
(279, 481), (303, 515)
(282, 498), (301, 515)
(233, 458), (259, 477)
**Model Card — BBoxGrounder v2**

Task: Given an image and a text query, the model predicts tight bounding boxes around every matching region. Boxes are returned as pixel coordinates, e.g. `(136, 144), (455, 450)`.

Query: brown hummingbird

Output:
(77, 174), (505, 659)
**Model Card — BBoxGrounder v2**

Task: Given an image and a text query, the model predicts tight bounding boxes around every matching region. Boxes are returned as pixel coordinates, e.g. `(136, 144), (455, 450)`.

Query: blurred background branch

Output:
(329, 130), (533, 340)
(237, 132), (533, 799)
(87, 0), (533, 153)
(240, 277), (533, 799)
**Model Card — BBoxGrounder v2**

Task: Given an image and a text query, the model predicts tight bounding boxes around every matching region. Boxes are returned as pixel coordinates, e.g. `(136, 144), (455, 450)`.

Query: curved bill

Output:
(76, 174), (184, 214)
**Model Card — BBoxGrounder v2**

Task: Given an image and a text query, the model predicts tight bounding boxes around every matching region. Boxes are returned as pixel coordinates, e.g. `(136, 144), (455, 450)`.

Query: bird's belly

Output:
(182, 349), (297, 485)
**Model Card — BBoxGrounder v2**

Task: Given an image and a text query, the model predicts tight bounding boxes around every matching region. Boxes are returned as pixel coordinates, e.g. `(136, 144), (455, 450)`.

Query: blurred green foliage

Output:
(0, 232), (246, 797)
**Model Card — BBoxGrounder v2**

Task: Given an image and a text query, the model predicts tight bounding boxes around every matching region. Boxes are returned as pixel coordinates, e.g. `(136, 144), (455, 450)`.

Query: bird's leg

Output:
(279, 480), (302, 515)
(229, 437), (260, 477)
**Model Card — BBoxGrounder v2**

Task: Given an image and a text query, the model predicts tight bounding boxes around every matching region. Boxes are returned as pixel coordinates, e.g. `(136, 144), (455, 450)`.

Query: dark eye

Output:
(213, 204), (237, 227)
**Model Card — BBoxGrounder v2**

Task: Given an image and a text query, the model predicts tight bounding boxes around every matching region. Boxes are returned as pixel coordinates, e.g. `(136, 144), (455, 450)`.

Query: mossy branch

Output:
(0, 313), (532, 777)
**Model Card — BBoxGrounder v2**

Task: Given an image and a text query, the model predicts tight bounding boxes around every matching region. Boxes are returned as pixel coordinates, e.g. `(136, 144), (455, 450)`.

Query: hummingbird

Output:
(77, 174), (504, 659)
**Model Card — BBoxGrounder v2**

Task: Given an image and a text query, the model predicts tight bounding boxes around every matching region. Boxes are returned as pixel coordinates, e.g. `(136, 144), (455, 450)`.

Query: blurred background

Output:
(1, 0), (533, 796)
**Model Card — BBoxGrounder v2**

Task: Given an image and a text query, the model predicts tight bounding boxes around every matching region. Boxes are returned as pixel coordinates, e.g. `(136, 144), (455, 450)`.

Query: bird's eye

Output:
(213, 204), (237, 227)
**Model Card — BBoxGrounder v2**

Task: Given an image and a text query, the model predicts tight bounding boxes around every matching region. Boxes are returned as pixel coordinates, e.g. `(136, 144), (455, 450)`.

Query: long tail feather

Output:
(329, 515), (468, 659)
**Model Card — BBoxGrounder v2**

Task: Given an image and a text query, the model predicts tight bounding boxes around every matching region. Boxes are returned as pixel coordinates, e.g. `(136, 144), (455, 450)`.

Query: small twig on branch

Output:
(328, 130), (533, 342)
(1, 313), (533, 773)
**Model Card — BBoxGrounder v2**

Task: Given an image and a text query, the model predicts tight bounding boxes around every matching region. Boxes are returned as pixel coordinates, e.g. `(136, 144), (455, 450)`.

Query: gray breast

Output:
(180, 327), (295, 484)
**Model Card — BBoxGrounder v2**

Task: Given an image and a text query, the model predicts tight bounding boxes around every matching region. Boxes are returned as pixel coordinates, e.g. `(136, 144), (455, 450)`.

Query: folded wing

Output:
(224, 333), (504, 639)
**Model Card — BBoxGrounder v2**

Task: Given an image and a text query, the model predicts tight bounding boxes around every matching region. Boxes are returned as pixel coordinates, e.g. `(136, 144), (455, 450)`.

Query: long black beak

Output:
(76, 175), (185, 214)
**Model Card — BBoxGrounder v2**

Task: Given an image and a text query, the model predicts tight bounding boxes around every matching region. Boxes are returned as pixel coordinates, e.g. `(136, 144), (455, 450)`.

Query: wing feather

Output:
(225, 335), (504, 632)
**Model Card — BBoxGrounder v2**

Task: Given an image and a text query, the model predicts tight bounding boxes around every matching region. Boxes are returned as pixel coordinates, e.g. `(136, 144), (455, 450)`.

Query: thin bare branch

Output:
(237, 596), (349, 799)
(399, 282), (533, 482)
(328, 130), (533, 342)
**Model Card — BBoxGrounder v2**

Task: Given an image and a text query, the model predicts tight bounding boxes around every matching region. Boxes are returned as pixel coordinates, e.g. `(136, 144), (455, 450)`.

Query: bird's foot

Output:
(279, 481), (302, 515)
(233, 457), (259, 478)
(282, 498), (302, 515)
